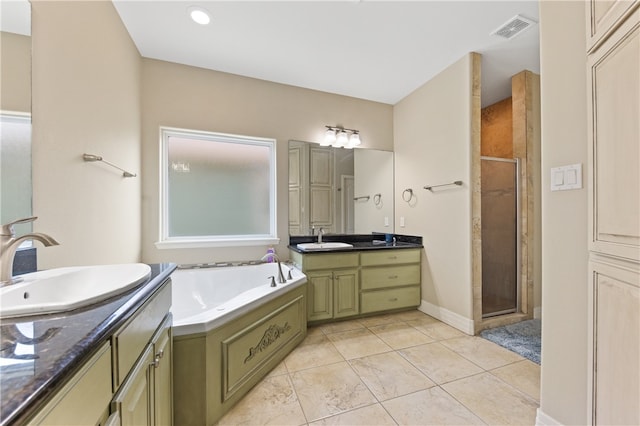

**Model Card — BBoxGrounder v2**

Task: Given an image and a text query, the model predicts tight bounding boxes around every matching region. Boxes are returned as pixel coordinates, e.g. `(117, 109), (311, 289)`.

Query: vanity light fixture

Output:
(322, 126), (362, 149)
(188, 6), (211, 25)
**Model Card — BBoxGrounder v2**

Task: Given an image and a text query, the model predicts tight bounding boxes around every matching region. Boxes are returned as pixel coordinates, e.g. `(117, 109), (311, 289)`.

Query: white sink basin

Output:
(0, 263), (151, 319)
(296, 242), (353, 251)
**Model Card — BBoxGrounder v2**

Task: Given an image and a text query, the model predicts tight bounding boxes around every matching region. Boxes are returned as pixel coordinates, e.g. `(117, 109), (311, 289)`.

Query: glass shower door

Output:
(481, 157), (520, 318)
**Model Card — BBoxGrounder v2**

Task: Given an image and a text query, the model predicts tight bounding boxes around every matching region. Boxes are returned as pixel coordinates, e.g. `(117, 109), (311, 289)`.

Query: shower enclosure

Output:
(481, 157), (520, 318)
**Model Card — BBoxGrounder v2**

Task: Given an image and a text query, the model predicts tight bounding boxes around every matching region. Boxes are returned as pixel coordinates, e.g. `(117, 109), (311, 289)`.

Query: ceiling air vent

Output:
(491, 14), (537, 40)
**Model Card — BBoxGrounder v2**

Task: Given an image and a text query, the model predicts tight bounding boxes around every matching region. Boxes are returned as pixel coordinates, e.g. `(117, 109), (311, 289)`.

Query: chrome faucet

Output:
(260, 252), (286, 284)
(0, 217), (59, 286)
(317, 227), (324, 243)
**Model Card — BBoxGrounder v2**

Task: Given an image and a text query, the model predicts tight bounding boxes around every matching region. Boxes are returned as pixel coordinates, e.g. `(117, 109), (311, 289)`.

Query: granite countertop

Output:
(0, 263), (177, 426)
(288, 233), (423, 254)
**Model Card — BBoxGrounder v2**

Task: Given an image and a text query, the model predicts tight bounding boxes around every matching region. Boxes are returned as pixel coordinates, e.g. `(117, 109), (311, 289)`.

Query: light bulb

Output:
(335, 130), (349, 147)
(322, 128), (336, 146)
(348, 132), (361, 147)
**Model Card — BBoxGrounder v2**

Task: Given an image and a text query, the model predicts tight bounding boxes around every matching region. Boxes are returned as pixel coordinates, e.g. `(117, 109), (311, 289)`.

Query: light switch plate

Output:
(551, 163), (582, 191)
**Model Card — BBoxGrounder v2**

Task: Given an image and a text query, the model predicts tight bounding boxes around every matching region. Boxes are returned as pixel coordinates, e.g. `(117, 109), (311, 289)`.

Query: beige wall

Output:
(538, 1), (588, 424)
(140, 59), (393, 264)
(1, 31), (31, 113)
(394, 54), (475, 327)
(31, 1), (142, 268)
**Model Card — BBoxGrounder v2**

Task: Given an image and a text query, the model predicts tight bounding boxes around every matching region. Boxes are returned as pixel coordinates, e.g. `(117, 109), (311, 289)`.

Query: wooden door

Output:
(586, 4), (640, 424)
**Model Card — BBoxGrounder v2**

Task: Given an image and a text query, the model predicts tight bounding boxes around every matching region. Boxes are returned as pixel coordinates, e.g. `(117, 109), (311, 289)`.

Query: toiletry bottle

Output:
(266, 247), (275, 263)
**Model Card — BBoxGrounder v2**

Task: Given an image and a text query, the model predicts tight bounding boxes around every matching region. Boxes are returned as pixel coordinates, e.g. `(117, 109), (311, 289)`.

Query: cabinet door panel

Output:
(587, 0), (638, 50)
(31, 343), (112, 425)
(308, 272), (333, 321)
(114, 283), (171, 387)
(310, 187), (332, 225)
(309, 148), (332, 185)
(588, 260), (639, 425)
(334, 269), (359, 318)
(113, 345), (154, 426)
(588, 9), (640, 261)
(153, 316), (173, 426)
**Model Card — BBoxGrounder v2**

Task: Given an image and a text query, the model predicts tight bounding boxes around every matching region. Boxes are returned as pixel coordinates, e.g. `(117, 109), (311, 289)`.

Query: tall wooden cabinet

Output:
(586, 2), (639, 424)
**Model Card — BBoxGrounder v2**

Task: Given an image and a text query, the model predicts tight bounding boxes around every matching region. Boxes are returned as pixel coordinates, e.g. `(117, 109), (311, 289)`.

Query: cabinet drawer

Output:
(360, 249), (420, 266)
(361, 286), (420, 314)
(300, 252), (359, 270)
(361, 264), (421, 290)
(113, 279), (171, 387)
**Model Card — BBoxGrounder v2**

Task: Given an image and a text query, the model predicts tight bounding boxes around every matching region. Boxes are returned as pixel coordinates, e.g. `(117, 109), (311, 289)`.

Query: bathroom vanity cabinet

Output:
(27, 342), (113, 425)
(21, 275), (173, 426)
(111, 284), (172, 426)
(360, 249), (421, 314)
(290, 248), (421, 323)
(300, 252), (360, 321)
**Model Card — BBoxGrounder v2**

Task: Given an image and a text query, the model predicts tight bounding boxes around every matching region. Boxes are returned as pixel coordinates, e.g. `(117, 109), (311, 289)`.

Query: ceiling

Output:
(2, 0), (540, 107)
(113, 1), (539, 107)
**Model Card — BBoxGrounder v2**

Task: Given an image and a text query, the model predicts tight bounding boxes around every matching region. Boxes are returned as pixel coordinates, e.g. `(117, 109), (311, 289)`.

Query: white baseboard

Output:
(535, 408), (563, 425)
(418, 300), (475, 335)
(534, 306), (542, 319)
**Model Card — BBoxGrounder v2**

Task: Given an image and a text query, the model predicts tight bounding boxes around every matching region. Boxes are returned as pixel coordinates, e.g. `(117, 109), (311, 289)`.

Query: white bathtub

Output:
(170, 262), (307, 336)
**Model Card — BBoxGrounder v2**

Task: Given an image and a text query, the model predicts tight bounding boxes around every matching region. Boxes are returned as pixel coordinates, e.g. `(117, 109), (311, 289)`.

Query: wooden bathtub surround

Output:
(173, 285), (307, 426)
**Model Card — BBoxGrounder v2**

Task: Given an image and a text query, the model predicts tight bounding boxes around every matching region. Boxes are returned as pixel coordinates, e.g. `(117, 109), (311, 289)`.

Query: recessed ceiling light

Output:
(188, 6), (210, 25)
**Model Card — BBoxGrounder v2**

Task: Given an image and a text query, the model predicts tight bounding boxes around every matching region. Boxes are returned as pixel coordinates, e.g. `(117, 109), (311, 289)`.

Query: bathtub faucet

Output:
(260, 252), (286, 284)
(1, 217), (59, 286)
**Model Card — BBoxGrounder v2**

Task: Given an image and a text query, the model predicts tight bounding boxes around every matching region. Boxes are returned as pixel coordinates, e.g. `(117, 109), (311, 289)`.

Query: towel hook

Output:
(373, 193), (382, 205)
(402, 189), (414, 202)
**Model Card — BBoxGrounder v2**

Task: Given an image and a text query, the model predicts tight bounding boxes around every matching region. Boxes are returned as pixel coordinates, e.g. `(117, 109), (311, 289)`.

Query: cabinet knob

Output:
(152, 356), (161, 368)
(156, 349), (164, 359)
(388, 275), (398, 279)
(389, 297), (398, 302)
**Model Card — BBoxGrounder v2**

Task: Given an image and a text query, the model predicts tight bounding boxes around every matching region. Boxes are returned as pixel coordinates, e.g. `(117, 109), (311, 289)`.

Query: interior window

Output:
(157, 127), (277, 248)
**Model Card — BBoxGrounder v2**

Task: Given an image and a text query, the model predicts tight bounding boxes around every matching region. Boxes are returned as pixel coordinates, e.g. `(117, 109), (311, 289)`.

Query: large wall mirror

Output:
(289, 140), (394, 236)
(0, 0), (32, 236)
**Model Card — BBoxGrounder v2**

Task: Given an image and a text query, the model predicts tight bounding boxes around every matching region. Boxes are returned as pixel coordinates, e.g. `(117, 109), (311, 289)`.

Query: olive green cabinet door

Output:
(307, 271), (333, 321)
(153, 317), (173, 426)
(333, 269), (359, 319)
(113, 345), (154, 426)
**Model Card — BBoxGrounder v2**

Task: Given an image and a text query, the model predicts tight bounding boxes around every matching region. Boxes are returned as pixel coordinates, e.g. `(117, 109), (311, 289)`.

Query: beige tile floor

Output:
(217, 310), (540, 426)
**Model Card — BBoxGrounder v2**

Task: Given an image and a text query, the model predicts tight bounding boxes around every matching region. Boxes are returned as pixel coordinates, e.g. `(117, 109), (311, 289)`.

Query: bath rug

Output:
(480, 319), (541, 364)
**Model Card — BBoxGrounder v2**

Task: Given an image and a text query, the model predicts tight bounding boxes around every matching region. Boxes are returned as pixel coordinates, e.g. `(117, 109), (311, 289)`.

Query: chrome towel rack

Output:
(83, 153), (137, 178)
(354, 195), (370, 202)
(423, 180), (463, 191)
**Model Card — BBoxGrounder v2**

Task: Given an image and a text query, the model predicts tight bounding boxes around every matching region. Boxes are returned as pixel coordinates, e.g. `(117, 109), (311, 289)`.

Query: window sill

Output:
(155, 237), (280, 249)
